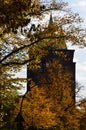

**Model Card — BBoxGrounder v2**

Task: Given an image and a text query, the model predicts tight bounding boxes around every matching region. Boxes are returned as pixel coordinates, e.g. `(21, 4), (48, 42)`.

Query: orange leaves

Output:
(12, 57), (78, 129)
(20, 87), (57, 129)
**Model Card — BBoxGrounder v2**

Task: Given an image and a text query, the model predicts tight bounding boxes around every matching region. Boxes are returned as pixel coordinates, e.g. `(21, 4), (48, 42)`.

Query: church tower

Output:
(27, 13), (76, 101)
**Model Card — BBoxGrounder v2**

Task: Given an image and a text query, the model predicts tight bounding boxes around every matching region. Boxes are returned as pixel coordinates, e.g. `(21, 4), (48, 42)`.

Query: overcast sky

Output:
(16, 0), (86, 99)
(65, 0), (86, 99)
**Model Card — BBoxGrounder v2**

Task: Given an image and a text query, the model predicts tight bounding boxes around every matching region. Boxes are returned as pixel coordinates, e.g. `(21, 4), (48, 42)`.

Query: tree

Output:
(0, 0), (42, 128)
(78, 98), (86, 130)
(0, 0), (86, 66)
(0, 0), (86, 129)
(0, 1), (36, 128)
(0, 65), (21, 129)
(0, 0), (41, 36)
(12, 60), (80, 130)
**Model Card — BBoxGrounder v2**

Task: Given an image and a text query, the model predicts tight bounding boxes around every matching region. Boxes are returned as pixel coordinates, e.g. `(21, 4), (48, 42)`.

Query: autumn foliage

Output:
(0, 0), (86, 130)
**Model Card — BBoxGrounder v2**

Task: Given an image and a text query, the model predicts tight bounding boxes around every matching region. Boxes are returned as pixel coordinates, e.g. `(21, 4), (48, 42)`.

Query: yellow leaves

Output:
(11, 54), (80, 129)
(13, 86), (57, 129)
(13, 58), (77, 129)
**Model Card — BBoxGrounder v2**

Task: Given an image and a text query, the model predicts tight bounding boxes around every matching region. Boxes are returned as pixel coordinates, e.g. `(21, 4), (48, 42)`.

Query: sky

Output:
(16, 0), (86, 99)
(65, 0), (86, 99)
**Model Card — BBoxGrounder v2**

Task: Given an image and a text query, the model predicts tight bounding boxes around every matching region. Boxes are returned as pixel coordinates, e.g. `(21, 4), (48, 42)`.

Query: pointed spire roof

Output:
(49, 12), (53, 24)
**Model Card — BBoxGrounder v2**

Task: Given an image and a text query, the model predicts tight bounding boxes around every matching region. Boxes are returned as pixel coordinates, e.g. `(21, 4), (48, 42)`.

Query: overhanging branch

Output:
(0, 35), (67, 64)
(1, 58), (34, 66)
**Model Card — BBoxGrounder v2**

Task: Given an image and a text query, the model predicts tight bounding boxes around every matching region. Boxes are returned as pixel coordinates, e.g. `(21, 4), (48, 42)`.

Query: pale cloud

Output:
(15, 69), (26, 78)
(76, 62), (86, 84)
(78, 0), (86, 6)
(72, 0), (86, 7)
(77, 62), (86, 71)
(68, 0), (86, 13)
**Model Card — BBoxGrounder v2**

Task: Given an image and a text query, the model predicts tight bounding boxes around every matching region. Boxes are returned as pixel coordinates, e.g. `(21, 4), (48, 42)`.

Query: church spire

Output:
(49, 12), (53, 24)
